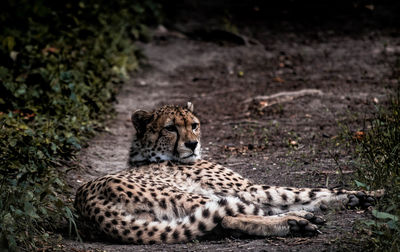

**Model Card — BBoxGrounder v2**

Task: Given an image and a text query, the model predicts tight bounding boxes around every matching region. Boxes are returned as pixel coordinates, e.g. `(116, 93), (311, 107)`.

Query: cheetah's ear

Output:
(131, 110), (153, 138)
(187, 102), (194, 112)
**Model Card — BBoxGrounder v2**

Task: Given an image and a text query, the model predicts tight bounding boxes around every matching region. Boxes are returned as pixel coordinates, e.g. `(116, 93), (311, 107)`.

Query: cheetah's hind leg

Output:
(221, 213), (320, 237)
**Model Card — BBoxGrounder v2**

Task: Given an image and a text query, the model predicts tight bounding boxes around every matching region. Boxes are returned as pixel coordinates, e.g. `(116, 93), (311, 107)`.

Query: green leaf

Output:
(39, 206), (48, 215)
(54, 178), (63, 186)
(372, 210), (399, 221)
(25, 129), (34, 136)
(387, 220), (399, 230)
(37, 150), (44, 159)
(50, 143), (57, 152)
(3, 213), (15, 226)
(9, 138), (17, 147)
(24, 202), (39, 219)
(363, 220), (376, 227)
(354, 180), (370, 190)
(70, 92), (77, 102)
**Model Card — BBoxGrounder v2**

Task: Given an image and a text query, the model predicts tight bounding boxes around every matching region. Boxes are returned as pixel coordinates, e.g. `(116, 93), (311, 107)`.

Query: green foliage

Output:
(0, 0), (161, 250)
(350, 89), (400, 251)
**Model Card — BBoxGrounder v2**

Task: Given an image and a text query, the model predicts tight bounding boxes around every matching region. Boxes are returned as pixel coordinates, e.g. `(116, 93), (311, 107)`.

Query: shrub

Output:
(351, 89), (400, 251)
(0, 0), (161, 250)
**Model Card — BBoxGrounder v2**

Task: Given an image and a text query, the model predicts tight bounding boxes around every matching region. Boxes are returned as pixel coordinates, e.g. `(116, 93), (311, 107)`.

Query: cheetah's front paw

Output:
(287, 218), (319, 237)
(346, 190), (383, 209)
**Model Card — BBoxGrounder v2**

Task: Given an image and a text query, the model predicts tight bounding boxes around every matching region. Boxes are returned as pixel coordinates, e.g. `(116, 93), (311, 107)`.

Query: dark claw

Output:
(304, 225), (316, 232)
(363, 202), (372, 208)
(350, 197), (359, 202)
(288, 219), (298, 226)
(356, 191), (366, 198)
(348, 197), (360, 207)
(305, 213), (314, 220)
(303, 213), (326, 225)
(298, 220), (308, 226)
(347, 203), (355, 207)
(320, 204), (328, 211)
(313, 217), (326, 225)
(290, 225), (300, 232)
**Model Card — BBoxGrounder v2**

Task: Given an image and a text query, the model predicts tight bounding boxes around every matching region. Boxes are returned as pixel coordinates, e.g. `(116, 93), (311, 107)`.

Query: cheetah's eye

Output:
(164, 125), (176, 132)
(192, 123), (198, 130)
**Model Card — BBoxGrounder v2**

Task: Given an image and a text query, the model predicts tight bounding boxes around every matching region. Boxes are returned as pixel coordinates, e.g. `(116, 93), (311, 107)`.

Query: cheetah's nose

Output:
(185, 141), (198, 151)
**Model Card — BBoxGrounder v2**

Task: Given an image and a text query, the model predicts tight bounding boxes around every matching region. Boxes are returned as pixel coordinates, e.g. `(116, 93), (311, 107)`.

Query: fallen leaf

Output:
(273, 76), (284, 83)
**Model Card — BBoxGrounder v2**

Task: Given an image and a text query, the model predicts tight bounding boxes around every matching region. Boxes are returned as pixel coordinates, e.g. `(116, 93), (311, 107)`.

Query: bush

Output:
(0, 0), (161, 250)
(350, 89), (400, 251)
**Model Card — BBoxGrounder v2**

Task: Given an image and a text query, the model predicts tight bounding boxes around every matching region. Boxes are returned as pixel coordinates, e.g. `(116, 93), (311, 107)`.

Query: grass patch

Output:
(346, 88), (400, 251)
(0, 0), (161, 250)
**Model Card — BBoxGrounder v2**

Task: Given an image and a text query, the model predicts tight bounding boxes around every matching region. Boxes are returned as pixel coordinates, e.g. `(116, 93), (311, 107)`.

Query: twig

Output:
(243, 89), (323, 110)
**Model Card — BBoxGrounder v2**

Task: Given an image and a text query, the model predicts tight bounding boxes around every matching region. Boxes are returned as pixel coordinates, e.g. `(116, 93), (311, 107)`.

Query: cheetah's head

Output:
(129, 102), (201, 164)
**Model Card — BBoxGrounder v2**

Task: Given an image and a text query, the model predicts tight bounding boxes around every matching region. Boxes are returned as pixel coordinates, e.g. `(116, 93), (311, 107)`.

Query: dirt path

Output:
(64, 18), (400, 251)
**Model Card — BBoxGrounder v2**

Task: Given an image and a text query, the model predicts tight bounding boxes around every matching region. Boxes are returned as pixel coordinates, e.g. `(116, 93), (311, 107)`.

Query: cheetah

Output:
(75, 102), (382, 244)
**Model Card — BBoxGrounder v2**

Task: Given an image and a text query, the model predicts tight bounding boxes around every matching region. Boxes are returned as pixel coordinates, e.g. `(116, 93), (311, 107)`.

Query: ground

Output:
(64, 3), (400, 251)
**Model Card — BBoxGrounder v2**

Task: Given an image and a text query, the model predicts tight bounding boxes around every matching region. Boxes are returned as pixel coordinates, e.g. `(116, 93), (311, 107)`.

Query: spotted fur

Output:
(75, 103), (382, 244)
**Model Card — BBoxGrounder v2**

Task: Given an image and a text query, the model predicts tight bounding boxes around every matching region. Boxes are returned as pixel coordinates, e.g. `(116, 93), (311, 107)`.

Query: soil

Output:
(64, 2), (400, 251)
